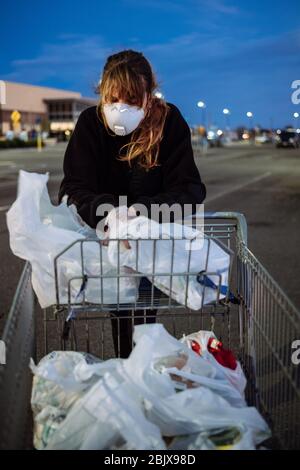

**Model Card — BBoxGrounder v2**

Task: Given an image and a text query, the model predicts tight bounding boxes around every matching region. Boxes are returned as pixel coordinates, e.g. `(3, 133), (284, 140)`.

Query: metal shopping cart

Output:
(0, 212), (299, 450)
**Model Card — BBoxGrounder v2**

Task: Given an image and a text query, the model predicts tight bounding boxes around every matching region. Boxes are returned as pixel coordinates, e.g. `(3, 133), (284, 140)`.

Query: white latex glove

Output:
(102, 205), (137, 249)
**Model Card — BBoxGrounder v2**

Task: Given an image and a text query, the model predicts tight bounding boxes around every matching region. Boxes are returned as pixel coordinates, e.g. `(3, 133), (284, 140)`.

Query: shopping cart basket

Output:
(0, 212), (299, 450)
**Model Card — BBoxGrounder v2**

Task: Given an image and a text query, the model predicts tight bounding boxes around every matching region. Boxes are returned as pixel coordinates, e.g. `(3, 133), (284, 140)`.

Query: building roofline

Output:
(43, 97), (97, 104)
(1, 79), (82, 96)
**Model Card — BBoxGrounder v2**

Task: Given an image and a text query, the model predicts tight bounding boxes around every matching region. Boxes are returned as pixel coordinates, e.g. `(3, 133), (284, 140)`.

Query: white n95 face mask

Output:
(102, 102), (145, 136)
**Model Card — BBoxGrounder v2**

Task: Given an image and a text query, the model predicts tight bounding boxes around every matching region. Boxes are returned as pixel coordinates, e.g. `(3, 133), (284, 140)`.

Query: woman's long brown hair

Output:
(96, 50), (170, 169)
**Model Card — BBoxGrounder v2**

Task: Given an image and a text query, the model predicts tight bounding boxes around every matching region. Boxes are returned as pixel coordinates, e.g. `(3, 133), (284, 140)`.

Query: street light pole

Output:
(246, 111), (253, 130)
(223, 108), (230, 136)
(246, 111), (254, 143)
(293, 112), (299, 130)
(197, 101), (206, 128)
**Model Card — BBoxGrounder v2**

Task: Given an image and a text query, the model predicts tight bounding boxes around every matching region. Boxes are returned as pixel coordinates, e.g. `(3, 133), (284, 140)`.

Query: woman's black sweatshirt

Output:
(58, 102), (206, 228)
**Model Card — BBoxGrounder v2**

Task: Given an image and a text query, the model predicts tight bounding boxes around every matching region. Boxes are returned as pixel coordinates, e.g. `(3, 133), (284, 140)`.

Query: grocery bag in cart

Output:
(29, 324), (271, 450)
(105, 206), (233, 309)
(6, 171), (139, 308)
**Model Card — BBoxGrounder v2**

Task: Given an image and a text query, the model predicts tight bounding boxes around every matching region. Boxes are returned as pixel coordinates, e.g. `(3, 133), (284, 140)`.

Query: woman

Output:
(58, 49), (206, 358)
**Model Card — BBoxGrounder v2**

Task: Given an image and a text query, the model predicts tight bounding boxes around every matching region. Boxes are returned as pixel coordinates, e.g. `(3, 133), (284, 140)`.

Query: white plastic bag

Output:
(127, 323), (216, 396)
(30, 324), (271, 450)
(30, 351), (163, 450)
(6, 171), (139, 307)
(45, 365), (166, 450)
(181, 330), (247, 395)
(30, 351), (101, 449)
(106, 209), (231, 310)
(168, 425), (259, 450)
(145, 385), (270, 445)
(129, 324), (271, 445)
(31, 350), (164, 451)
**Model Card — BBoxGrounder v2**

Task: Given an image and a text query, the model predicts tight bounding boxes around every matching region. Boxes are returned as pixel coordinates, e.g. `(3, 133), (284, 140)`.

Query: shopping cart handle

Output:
(186, 211), (248, 246)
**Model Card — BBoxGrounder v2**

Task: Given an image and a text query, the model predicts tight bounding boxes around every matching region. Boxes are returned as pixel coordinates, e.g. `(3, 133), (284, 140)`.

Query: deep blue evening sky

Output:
(1, 0), (299, 128)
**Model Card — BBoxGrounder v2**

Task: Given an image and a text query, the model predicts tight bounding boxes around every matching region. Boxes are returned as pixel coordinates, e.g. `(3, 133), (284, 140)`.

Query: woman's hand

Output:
(101, 205), (138, 249)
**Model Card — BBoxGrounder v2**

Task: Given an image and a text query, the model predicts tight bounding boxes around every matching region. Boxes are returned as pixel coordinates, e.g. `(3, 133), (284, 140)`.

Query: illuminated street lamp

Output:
(293, 112), (299, 129)
(223, 108), (230, 130)
(197, 101), (206, 127)
(246, 111), (253, 127)
(246, 111), (254, 142)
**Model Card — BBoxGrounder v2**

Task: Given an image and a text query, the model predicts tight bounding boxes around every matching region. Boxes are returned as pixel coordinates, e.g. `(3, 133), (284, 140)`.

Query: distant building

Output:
(0, 80), (97, 137)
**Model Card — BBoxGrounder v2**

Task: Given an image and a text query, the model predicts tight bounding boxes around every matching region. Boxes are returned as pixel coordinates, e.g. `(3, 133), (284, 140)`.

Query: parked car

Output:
(255, 130), (273, 144)
(207, 127), (225, 147)
(275, 129), (300, 148)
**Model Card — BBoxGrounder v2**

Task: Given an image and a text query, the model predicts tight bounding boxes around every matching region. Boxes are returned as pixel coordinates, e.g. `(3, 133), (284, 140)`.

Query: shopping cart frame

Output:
(0, 211), (299, 450)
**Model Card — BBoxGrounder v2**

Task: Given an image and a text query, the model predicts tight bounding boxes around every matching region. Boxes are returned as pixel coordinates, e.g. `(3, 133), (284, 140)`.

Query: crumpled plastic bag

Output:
(145, 384), (269, 445)
(105, 207), (232, 310)
(30, 324), (271, 450)
(6, 171), (139, 307)
(180, 330), (247, 396)
(30, 349), (165, 450)
(30, 351), (101, 449)
(168, 424), (259, 450)
(45, 367), (166, 450)
(129, 324), (269, 443)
